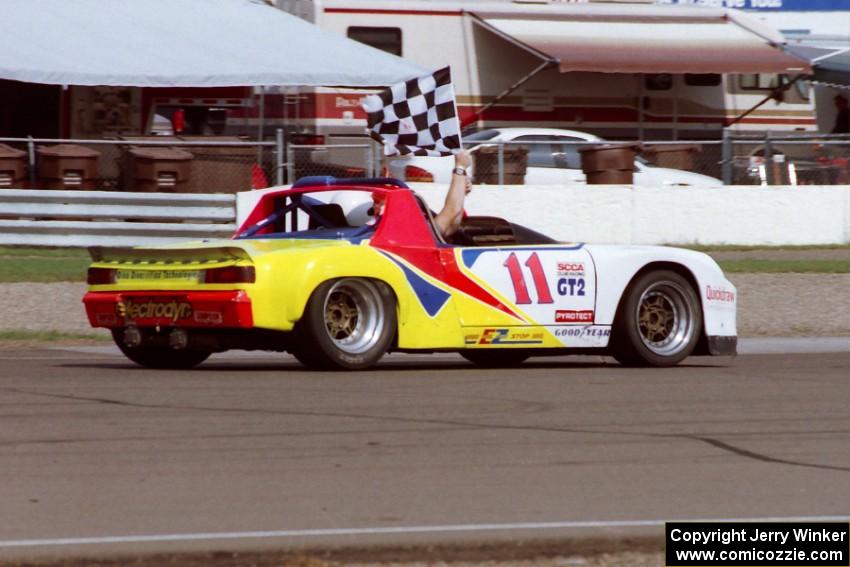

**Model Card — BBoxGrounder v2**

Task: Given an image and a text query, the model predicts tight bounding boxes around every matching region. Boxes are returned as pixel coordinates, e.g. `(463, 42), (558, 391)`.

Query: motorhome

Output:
(273, 0), (816, 144)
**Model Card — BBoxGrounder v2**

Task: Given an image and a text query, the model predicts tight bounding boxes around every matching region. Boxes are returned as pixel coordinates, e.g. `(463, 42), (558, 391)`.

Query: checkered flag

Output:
(362, 66), (461, 157)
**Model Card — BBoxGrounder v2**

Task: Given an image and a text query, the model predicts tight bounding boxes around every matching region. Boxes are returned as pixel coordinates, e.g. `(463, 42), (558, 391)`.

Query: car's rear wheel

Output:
(461, 349), (530, 367)
(111, 329), (211, 369)
(611, 270), (702, 367)
(292, 278), (396, 370)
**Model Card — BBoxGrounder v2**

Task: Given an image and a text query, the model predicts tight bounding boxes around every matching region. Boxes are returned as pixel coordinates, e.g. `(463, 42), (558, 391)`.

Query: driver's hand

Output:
(455, 149), (472, 169)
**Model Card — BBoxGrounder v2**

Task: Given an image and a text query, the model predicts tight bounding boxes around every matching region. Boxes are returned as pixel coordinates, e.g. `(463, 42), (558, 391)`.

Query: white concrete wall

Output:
(411, 184), (850, 246)
(237, 184), (850, 246)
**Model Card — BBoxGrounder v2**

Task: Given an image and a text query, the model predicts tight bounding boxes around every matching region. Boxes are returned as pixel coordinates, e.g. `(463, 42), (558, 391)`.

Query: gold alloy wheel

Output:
(635, 280), (696, 357)
(321, 278), (385, 355)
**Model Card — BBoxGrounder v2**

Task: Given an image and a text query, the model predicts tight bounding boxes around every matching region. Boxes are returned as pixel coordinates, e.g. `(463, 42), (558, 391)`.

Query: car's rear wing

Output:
(88, 246), (252, 265)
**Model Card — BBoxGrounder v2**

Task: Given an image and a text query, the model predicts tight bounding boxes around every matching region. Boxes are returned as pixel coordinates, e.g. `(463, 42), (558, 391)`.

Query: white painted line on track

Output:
(3, 516), (850, 549)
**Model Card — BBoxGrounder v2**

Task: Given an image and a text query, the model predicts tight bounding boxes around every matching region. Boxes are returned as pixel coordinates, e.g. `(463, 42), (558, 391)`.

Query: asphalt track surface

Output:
(1, 343), (849, 562)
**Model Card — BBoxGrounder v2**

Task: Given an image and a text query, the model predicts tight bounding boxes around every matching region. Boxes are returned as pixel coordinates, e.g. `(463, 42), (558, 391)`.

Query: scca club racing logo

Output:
(116, 299), (193, 322)
(556, 262), (585, 276)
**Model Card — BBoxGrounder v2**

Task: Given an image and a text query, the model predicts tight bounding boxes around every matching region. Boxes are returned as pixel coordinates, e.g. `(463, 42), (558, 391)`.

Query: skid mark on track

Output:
(4, 387), (850, 474)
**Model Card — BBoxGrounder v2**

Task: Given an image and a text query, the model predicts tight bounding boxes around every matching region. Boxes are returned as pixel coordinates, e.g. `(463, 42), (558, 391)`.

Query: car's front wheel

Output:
(611, 270), (702, 367)
(292, 278), (396, 370)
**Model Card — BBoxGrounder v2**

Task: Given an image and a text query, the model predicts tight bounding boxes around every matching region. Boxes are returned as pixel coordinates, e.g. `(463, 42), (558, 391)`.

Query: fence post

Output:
(275, 128), (284, 186)
(497, 142), (505, 186)
(764, 131), (774, 186)
(721, 129), (733, 185)
(286, 144), (295, 185)
(27, 137), (36, 186)
(366, 142), (375, 178)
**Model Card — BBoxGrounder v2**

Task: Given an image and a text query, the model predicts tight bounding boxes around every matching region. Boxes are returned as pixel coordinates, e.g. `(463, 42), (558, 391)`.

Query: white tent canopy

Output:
(471, 3), (811, 75)
(1, 0), (428, 87)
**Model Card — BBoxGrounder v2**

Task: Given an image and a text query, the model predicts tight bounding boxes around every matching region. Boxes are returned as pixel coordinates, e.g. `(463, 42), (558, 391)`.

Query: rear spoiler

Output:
(88, 246), (252, 264)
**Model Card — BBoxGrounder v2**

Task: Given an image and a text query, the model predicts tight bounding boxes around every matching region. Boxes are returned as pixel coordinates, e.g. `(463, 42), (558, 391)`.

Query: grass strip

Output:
(0, 247), (90, 282)
(1, 247), (850, 282)
(682, 243), (850, 252)
(0, 247), (91, 258)
(0, 257), (89, 282)
(718, 259), (850, 273)
(0, 330), (109, 342)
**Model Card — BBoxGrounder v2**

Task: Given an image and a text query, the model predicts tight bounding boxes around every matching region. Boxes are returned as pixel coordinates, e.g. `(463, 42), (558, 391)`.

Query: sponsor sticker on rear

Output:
(117, 299), (193, 322)
(116, 269), (200, 282)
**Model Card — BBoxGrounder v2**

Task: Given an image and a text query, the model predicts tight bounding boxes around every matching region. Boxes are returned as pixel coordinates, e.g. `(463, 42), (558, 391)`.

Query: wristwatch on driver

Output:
(452, 167), (468, 176)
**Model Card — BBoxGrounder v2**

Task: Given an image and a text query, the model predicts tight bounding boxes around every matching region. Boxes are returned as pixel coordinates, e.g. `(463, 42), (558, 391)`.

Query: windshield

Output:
(235, 189), (381, 241)
(464, 129), (501, 142)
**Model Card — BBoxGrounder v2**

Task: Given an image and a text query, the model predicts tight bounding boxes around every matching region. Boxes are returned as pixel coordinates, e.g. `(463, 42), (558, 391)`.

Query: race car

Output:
(83, 176), (737, 370)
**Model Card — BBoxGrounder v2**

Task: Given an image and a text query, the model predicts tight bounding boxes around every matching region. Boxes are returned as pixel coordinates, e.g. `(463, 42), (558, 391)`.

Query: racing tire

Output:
(610, 270), (702, 367)
(461, 350), (530, 368)
(292, 278), (396, 370)
(111, 329), (211, 369)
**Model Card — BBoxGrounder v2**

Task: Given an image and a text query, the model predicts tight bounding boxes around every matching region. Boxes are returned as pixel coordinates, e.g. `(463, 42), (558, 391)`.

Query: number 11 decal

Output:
(503, 252), (553, 304)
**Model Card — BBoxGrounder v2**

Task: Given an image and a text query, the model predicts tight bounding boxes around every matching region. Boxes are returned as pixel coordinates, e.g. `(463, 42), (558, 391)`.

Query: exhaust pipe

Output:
(123, 326), (143, 348)
(169, 328), (189, 350)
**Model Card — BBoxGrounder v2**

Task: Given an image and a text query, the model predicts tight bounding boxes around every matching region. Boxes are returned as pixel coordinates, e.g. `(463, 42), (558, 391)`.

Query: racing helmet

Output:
(330, 190), (378, 227)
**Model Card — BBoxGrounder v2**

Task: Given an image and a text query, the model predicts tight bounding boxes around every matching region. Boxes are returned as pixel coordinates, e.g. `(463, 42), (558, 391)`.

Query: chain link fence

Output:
(2, 132), (849, 192)
(0, 134), (379, 193)
(285, 143), (378, 181)
(465, 140), (725, 186)
(722, 133), (850, 186)
(462, 135), (850, 186)
(0, 136), (280, 193)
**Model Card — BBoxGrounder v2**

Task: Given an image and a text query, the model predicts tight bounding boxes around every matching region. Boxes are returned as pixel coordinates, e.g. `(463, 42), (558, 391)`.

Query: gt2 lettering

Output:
(556, 277), (585, 297)
(503, 252), (553, 305)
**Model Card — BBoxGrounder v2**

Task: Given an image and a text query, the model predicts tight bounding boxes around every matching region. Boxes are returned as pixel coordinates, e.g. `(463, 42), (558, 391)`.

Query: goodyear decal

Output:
(378, 251), (451, 317)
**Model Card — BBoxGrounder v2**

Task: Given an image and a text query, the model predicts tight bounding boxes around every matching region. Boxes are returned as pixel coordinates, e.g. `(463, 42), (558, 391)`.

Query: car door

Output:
(449, 244), (598, 342)
(512, 135), (587, 185)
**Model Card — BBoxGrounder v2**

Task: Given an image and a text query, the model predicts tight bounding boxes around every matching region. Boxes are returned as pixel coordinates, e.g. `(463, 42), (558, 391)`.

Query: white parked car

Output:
(388, 127), (722, 186)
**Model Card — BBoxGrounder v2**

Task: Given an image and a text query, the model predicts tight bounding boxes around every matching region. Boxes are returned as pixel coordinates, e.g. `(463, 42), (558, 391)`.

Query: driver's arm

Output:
(434, 150), (473, 238)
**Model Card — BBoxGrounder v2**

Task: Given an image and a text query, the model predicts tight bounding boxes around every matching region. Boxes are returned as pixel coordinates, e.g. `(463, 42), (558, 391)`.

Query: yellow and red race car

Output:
(83, 177), (737, 369)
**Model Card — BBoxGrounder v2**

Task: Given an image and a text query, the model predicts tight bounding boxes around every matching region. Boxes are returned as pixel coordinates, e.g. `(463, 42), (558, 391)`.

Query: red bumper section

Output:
(83, 291), (253, 329)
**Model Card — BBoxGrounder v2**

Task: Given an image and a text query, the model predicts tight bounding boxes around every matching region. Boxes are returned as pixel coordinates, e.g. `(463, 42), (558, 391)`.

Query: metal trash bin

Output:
(579, 143), (639, 185)
(179, 136), (255, 193)
(641, 143), (701, 171)
(0, 143), (27, 189)
(37, 144), (101, 190)
(124, 147), (193, 192)
(472, 146), (528, 185)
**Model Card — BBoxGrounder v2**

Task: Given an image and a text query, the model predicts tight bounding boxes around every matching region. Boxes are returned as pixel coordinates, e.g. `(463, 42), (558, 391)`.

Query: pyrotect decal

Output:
(555, 310), (594, 323)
